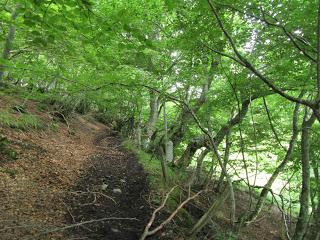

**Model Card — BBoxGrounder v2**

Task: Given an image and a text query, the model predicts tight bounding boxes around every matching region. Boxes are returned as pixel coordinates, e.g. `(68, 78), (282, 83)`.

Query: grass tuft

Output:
(0, 111), (44, 130)
(121, 140), (177, 188)
(0, 136), (18, 164)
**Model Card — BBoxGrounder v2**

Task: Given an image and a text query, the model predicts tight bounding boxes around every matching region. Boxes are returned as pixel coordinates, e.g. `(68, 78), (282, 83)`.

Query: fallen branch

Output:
(69, 190), (116, 204)
(50, 111), (70, 130)
(139, 186), (177, 240)
(28, 217), (139, 239)
(140, 186), (203, 240)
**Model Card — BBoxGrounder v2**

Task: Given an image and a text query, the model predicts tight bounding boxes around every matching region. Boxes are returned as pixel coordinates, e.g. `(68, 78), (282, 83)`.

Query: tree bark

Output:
(166, 59), (218, 147)
(293, 112), (316, 240)
(217, 130), (231, 192)
(143, 90), (160, 148)
(0, 4), (20, 83)
(195, 148), (210, 184)
(309, 149), (320, 240)
(189, 186), (230, 236)
(177, 98), (252, 168)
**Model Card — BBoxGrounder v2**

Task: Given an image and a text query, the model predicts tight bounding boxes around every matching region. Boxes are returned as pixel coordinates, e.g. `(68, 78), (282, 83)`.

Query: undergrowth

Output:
(122, 140), (199, 237)
(0, 136), (18, 164)
(121, 140), (177, 189)
(0, 111), (44, 130)
(1, 85), (92, 118)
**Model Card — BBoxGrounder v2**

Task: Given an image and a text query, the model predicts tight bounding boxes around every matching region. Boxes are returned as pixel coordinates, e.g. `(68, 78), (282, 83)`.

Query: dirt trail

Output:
(65, 130), (151, 240)
(0, 104), (151, 240)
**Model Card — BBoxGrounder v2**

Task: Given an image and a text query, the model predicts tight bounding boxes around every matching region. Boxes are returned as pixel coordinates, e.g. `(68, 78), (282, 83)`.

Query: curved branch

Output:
(207, 0), (315, 109)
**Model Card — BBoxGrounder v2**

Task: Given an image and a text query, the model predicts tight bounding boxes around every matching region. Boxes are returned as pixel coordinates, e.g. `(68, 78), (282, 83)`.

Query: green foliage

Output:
(48, 122), (59, 132)
(43, 94), (92, 117)
(1, 0), (320, 237)
(36, 102), (48, 112)
(122, 139), (175, 187)
(0, 111), (44, 130)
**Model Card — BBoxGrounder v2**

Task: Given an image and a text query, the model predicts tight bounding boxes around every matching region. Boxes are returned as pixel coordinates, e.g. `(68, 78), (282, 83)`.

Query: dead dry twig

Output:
(24, 217), (139, 239)
(140, 186), (203, 240)
(69, 190), (116, 204)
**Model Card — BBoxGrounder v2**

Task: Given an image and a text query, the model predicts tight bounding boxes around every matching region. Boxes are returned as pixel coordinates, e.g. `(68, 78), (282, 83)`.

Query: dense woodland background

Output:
(1, 0), (320, 239)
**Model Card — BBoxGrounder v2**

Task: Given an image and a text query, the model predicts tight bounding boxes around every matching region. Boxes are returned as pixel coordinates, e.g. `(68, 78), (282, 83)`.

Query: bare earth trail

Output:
(0, 97), (283, 240)
(65, 129), (151, 240)
(0, 107), (151, 240)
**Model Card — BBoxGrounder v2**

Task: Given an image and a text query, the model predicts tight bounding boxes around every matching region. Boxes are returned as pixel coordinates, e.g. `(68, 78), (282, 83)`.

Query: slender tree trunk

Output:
(177, 98), (252, 168)
(173, 86), (236, 234)
(242, 97), (302, 225)
(217, 130), (231, 192)
(166, 59), (217, 147)
(144, 90), (159, 148)
(160, 99), (169, 183)
(177, 135), (206, 168)
(195, 148), (210, 184)
(189, 186), (230, 236)
(293, 112), (316, 240)
(309, 153), (320, 240)
(0, 4), (20, 83)
(311, 4), (320, 236)
(184, 148), (210, 187)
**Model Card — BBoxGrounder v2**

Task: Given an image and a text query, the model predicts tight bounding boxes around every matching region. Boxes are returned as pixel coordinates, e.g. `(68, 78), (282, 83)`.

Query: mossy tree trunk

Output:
(293, 112), (316, 240)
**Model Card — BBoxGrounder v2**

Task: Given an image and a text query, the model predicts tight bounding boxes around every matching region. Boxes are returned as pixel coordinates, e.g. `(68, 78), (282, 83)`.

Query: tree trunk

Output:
(217, 130), (231, 192)
(143, 90), (160, 148)
(189, 186), (230, 236)
(293, 112), (316, 240)
(195, 148), (210, 184)
(166, 59), (218, 147)
(177, 135), (206, 168)
(177, 98), (252, 168)
(0, 5), (20, 83)
(242, 98), (301, 225)
(160, 98), (169, 183)
(308, 149), (320, 240)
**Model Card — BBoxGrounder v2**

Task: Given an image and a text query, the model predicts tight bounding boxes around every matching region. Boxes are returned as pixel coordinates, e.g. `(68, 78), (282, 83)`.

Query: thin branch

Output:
(70, 190), (116, 204)
(26, 217), (139, 239)
(207, 0), (315, 109)
(140, 186), (202, 240)
(202, 42), (245, 66)
(262, 97), (286, 151)
(214, 1), (317, 62)
(139, 186), (178, 240)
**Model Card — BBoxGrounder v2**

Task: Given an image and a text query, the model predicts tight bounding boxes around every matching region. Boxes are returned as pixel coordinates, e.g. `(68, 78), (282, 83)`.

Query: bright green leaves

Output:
(23, 11), (41, 26)
(164, 0), (184, 10)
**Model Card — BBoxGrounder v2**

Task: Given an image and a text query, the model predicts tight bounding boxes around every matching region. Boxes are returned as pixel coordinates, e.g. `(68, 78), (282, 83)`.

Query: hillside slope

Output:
(0, 93), (285, 240)
(0, 95), (151, 240)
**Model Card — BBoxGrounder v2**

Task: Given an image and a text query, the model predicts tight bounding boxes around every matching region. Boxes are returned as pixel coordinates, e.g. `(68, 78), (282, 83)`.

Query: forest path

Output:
(65, 129), (151, 240)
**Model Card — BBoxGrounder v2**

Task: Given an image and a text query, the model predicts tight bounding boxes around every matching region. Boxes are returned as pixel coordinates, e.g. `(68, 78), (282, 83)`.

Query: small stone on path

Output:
(112, 188), (122, 194)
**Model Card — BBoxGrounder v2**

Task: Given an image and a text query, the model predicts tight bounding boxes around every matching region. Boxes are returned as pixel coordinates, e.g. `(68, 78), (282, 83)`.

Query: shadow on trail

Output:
(65, 130), (151, 240)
